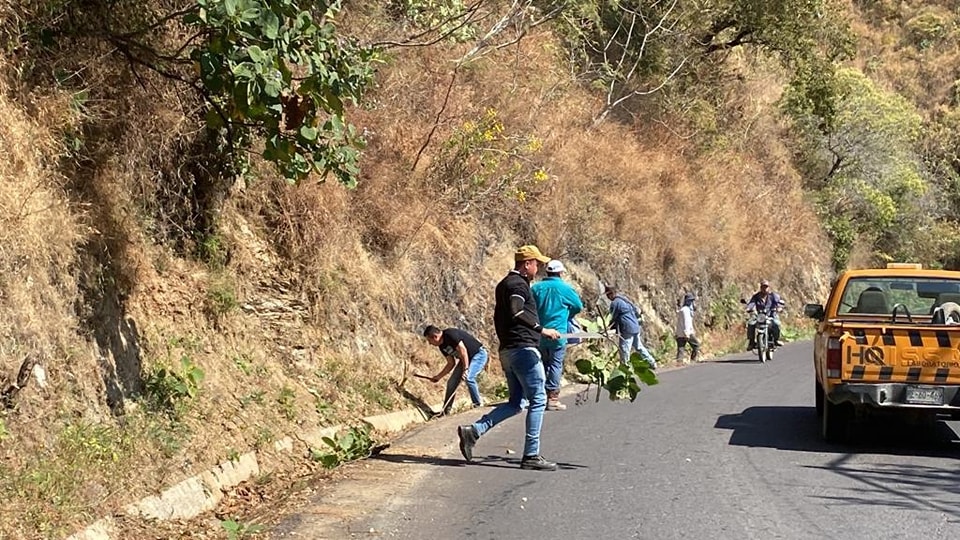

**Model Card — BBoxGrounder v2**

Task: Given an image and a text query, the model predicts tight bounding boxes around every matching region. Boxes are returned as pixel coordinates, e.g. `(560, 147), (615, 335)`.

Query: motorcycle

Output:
(741, 297), (779, 363)
(747, 307), (775, 363)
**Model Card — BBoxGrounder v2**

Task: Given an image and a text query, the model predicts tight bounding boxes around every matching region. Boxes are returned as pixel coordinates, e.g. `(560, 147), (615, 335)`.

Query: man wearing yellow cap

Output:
(457, 245), (561, 471)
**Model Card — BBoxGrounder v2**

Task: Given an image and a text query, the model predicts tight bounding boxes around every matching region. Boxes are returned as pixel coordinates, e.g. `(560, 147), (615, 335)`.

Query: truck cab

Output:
(804, 264), (960, 442)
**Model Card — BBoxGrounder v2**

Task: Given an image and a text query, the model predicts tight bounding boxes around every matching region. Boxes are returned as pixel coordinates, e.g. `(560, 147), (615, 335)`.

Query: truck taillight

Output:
(826, 337), (841, 378)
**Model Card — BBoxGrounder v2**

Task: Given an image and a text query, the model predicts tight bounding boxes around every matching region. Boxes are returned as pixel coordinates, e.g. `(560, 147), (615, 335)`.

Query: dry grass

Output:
(0, 86), (83, 373)
(850, 0), (960, 118)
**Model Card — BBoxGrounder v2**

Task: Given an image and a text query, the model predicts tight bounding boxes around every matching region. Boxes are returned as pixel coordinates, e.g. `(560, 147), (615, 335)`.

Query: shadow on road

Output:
(714, 405), (960, 457)
(711, 357), (763, 364)
(717, 406), (960, 518)
(803, 456), (960, 518)
(372, 452), (588, 471)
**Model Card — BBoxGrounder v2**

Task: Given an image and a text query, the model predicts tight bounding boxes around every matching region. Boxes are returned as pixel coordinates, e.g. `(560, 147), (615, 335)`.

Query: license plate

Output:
(905, 386), (944, 405)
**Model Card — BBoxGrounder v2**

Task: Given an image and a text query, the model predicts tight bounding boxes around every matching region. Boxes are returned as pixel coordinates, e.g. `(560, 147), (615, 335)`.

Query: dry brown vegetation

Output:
(0, 1), (883, 538)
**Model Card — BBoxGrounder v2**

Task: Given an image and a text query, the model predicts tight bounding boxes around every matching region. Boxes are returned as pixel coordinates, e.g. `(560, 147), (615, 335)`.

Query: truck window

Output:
(837, 277), (960, 317)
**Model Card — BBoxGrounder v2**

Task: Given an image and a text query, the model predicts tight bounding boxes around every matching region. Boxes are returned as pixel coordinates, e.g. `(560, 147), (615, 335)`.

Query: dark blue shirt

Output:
(747, 292), (784, 314)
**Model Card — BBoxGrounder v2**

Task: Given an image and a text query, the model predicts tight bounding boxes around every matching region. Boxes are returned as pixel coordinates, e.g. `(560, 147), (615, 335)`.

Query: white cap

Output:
(545, 260), (565, 273)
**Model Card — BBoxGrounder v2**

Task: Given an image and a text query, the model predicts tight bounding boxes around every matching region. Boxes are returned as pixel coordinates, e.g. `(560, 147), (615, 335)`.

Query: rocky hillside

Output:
(1, 0), (958, 537)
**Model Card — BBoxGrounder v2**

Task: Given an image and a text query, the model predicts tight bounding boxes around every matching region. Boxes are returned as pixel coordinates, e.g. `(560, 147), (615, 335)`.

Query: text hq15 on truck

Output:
(804, 263), (960, 442)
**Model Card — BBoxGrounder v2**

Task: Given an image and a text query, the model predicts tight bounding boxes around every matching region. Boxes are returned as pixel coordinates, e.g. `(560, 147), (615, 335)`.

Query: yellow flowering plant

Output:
(430, 108), (551, 212)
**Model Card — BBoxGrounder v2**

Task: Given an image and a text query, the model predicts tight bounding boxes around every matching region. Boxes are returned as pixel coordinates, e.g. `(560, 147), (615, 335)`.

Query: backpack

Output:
(625, 296), (643, 324)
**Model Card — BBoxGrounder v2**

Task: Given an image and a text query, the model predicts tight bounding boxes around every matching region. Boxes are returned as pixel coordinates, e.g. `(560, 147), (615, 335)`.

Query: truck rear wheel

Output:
(815, 382), (824, 418)
(822, 398), (850, 443)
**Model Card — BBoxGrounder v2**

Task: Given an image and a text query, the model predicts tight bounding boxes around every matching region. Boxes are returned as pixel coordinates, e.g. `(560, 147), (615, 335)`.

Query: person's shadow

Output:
(396, 385), (440, 418)
(372, 451), (588, 471)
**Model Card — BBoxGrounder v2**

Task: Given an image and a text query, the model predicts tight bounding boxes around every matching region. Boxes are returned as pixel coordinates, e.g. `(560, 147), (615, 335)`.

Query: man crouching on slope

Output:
(457, 245), (562, 471)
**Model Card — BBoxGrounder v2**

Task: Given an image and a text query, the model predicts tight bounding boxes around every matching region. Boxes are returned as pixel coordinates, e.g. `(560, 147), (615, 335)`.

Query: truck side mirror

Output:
(803, 303), (825, 321)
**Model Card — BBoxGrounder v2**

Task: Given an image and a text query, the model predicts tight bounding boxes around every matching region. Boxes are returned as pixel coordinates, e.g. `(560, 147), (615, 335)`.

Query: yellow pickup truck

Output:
(803, 263), (960, 442)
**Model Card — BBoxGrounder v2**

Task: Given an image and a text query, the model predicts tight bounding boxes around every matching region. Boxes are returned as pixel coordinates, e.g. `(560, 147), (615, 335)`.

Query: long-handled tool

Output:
(437, 386), (458, 416)
(413, 372), (462, 417)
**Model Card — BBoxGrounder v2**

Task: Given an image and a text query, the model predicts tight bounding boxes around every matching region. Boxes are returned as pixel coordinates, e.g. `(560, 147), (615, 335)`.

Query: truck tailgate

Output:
(840, 325), (960, 384)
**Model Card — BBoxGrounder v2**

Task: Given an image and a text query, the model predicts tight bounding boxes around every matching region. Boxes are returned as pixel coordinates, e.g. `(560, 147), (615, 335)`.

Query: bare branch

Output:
(583, 0), (684, 125)
(595, 55), (689, 126)
(412, 67), (461, 172)
(456, 0), (565, 64)
(114, 5), (199, 40)
(369, 0), (487, 49)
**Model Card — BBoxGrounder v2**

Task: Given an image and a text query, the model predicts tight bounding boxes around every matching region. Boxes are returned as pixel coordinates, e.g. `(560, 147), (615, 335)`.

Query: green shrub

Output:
(276, 386), (297, 421)
(206, 274), (238, 318)
(707, 284), (744, 329)
(142, 356), (205, 416)
(221, 518), (264, 539)
(431, 108), (549, 212)
(905, 10), (952, 49)
(311, 425), (376, 469)
(198, 233), (228, 269)
(241, 390), (266, 408)
(401, 0), (476, 42)
(574, 338), (658, 403)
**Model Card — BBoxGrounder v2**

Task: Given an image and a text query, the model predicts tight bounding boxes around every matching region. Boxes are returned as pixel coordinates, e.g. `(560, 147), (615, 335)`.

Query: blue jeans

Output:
(618, 332), (658, 369)
(472, 347), (546, 457)
(540, 345), (566, 393)
(443, 348), (489, 412)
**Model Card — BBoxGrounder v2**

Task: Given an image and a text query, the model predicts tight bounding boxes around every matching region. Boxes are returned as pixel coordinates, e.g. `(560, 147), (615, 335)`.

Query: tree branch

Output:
(412, 67), (460, 172)
(703, 28), (755, 54)
(369, 0), (486, 49)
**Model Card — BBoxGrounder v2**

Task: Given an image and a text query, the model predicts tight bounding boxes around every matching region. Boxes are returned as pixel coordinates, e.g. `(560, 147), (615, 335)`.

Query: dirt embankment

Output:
(0, 6), (831, 539)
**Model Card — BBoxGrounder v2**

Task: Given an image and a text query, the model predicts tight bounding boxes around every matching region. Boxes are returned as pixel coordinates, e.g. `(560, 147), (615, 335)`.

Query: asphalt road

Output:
(272, 342), (960, 539)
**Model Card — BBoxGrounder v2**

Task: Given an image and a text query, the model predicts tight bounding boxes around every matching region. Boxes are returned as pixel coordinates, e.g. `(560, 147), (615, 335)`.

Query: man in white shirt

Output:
(675, 293), (700, 363)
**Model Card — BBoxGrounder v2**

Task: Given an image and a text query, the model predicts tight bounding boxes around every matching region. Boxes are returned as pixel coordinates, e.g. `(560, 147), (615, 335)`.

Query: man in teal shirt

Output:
(532, 260), (583, 411)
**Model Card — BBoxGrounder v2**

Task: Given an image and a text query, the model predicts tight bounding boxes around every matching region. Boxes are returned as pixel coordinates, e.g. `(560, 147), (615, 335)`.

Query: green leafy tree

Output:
(186, 0), (379, 184)
(13, 0), (378, 186)
(786, 67), (927, 268)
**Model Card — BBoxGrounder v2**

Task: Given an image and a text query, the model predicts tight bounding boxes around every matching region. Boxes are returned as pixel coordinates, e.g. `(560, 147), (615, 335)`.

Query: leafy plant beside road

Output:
(311, 425), (376, 469)
(573, 316), (659, 403)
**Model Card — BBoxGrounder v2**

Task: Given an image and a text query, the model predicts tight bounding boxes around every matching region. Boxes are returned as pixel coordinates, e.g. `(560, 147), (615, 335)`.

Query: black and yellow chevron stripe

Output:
(846, 364), (955, 382)
(847, 327), (958, 348)
(841, 327), (960, 383)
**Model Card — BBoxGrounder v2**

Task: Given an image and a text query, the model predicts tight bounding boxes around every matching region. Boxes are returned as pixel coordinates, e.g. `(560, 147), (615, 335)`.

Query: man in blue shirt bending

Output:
(605, 285), (658, 369)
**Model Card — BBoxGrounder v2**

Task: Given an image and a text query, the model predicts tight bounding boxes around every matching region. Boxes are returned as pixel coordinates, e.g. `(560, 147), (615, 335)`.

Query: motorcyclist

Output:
(746, 279), (785, 350)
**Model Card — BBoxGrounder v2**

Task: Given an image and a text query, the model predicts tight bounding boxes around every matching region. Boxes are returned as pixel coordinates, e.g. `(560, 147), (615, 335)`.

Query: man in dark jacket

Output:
(457, 245), (561, 471)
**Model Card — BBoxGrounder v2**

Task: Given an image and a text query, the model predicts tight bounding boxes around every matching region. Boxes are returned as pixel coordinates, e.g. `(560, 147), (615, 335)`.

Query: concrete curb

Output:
(66, 362), (687, 539)
(65, 398), (466, 540)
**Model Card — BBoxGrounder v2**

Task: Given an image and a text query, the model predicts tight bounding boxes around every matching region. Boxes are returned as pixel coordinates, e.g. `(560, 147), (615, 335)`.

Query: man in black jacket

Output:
(457, 245), (561, 471)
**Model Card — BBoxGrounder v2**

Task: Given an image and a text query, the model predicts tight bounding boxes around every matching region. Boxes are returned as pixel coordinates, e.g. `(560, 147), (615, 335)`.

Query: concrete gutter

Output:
(66, 362), (687, 539)
(65, 398), (467, 540)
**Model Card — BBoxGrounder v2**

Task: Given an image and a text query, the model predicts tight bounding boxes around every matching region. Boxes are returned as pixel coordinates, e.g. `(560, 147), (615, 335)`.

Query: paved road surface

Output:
(272, 342), (960, 539)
